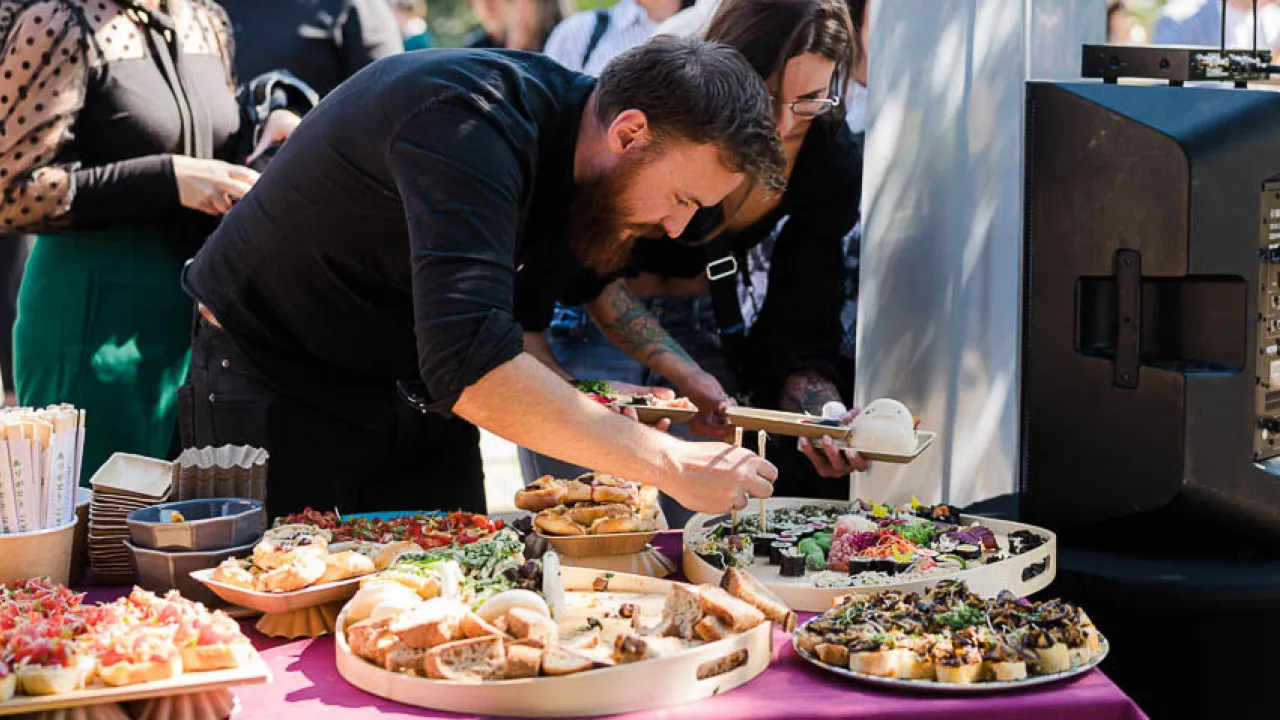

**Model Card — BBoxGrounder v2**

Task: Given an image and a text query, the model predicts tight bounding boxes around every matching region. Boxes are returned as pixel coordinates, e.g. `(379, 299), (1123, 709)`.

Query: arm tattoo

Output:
(780, 370), (842, 415)
(594, 282), (694, 366)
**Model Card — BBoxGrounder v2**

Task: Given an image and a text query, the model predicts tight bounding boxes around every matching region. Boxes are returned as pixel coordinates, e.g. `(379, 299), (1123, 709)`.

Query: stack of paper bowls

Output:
(88, 453), (172, 584)
(125, 498), (262, 607)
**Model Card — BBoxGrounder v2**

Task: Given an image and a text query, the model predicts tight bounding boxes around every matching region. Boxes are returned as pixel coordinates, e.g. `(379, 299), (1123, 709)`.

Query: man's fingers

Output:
(742, 472), (775, 499)
(654, 418), (672, 432)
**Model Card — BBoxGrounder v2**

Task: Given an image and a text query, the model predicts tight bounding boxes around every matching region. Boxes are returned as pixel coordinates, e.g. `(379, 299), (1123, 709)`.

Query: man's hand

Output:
(799, 430), (869, 478)
(674, 369), (734, 439)
(780, 372), (867, 478)
(246, 109), (302, 166)
(660, 441), (778, 513)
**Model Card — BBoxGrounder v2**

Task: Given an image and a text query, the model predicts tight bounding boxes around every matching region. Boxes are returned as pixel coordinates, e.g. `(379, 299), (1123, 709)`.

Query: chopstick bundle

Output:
(0, 405), (84, 534)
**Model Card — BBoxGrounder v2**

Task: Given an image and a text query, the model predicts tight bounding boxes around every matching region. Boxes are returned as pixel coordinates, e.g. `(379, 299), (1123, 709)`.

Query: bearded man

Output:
(180, 38), (785, 518)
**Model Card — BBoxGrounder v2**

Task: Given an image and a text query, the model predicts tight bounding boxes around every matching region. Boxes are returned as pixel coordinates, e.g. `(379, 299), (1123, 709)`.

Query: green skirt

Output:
(13, 228), (194, 485)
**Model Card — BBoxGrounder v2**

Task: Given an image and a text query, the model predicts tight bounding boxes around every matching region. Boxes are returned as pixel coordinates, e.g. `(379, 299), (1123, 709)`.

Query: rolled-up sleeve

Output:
(387, 99), (528, 413)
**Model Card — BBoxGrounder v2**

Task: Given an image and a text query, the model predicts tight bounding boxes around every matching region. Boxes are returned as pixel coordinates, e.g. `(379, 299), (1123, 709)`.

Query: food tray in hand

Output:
(0, 652), (270, 716)
(334, 566), (772, 717)
(791, 619), (1108, 694)
(629, 404), (697, 425)
(190, 568), (365, 614)
(725, 408), (936, 463)
(683, 498), (1056, 612)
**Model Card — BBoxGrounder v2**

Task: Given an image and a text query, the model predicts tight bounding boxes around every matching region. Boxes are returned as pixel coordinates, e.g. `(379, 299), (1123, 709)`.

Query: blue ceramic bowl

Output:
(127, 498), (264, 551)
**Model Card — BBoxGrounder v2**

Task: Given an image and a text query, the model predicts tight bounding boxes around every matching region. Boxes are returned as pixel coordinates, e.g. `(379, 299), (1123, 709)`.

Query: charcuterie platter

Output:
(683, 498), (1056, 612)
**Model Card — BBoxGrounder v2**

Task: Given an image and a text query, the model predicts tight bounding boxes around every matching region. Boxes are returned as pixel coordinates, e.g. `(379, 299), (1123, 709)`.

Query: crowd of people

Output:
(0, 0), (1241, 520)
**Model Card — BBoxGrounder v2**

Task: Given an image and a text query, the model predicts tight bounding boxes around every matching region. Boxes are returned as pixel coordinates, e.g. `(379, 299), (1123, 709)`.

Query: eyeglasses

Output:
(776, 95), (841, 118)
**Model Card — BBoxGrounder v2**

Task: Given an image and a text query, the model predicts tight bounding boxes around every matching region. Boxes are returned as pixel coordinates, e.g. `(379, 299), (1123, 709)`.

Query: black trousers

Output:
(178, 317), (486, 519)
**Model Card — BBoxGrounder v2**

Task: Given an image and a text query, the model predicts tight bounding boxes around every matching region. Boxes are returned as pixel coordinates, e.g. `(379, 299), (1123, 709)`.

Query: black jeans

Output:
(178, 317), (486, 519)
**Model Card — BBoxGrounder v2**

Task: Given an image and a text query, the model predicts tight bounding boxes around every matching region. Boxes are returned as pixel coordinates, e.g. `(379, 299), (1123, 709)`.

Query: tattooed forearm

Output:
(588, 280), (694, 367)
(779, 371), (842, 415)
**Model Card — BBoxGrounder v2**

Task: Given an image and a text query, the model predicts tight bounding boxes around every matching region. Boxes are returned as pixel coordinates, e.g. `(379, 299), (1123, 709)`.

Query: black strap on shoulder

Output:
(582, 9), (611, 68)
(704, 236), (751, 403)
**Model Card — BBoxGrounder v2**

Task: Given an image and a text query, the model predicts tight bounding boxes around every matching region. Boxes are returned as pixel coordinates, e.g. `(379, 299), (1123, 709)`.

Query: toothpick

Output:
(757, 429), (768, 533)
(732, 426), (744, 533)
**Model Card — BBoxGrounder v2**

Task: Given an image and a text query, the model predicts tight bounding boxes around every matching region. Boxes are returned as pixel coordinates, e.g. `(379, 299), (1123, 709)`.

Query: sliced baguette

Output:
(390, 599), (468, 649)
(503, 643), (542, 679)
(720, 567), (796, 631)
(849, 650), (899, 677)
(1032, 643), (1071, 674)
(816, 643), (850, 668)
(541, 646), (598, 676)
(988, 660), (1027, 681)
(382, 643), (429, 673)
(181, 642), (253, 672)
(460, 612), (507, 639)
(422, 636), (506, 681)
(97, 655), (182, 687)
(659, 584), (704, 640)
(796, 630), (824, 656)
(935, 662), (984, 684)
(0, 673), (13, 702)
(694, 615), (734, 643)
(17, 663), (90, 695)
(889, 650), (935, 680)
(507, 607), (559, 648)
(697, 585), (765, 632)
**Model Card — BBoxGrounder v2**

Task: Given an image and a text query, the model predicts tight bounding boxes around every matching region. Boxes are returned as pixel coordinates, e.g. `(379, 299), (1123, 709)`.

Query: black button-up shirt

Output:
(184, 50), (597, 416)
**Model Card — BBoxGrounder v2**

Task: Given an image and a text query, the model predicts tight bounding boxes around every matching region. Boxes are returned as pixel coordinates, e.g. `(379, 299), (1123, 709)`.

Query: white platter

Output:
(792, 618), (1109, 693)
(334, 565), (772, 717)
(683, 498), (1056, 612)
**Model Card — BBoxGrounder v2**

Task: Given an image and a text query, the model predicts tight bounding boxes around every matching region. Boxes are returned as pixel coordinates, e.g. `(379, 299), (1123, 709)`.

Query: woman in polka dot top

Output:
(0, 0), (293, 483)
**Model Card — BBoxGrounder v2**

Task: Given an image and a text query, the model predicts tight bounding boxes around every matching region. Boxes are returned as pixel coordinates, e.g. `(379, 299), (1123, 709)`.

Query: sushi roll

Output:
(779, 548), (807, 577)
(769, 541), (794, 565)
(954, 544), (982, 562)
(847, 556), (877, 576)
(753, 532), (778, 557)
(808, 522), (829, 533)
(885, 558), (913, 576)
(727, 535), (754, 567)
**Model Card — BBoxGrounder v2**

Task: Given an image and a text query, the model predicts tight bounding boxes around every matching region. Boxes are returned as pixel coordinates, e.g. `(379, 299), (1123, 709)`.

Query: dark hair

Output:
(705, 0), (856, 118)
(596, 36), (787, 192)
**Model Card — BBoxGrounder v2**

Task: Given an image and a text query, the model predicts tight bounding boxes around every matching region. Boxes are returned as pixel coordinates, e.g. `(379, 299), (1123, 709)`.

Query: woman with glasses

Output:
(520, 0), (865, 524)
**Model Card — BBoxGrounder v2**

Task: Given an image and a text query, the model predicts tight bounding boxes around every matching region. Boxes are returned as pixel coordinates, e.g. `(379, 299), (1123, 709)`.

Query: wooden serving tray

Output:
(334, 566), (772, 717)
(630, 405), (697, 425)
(725, 409), (936, 464)
(0, 653), (270, 716)
(682, 498), (1057, 612)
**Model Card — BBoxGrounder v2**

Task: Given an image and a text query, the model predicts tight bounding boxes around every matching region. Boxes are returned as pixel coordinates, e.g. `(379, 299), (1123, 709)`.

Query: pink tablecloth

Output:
(92, 533), (1149, 720)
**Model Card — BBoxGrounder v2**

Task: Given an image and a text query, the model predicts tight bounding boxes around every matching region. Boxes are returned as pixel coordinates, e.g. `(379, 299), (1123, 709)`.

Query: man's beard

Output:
(566, 151), (665, 275)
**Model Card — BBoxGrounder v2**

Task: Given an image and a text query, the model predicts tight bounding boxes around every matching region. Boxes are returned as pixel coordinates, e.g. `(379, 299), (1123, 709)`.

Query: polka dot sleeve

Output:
(0, 0), (87, 232)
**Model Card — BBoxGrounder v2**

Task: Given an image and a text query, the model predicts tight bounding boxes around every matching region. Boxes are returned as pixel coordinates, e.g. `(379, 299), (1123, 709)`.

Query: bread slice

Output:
(502, 643), (542, 679)
(849, 650), (900, 677)
(0, 672), (13, 702)
(541, 645), (598, 676)
(795, 630), (824, 656)
(988, 660), (1027, 681)
(720, 568), (796, 631)
(181, 642), (253, 672)
(935, 662), (984, 684)
(17, 662), (91, 696)
(697, 585), (765, 632)
(694, 615), (733, 643)
(658, 584), (704, 640)
(390, 600), (467, 649)
(460, 612), (507, 639)
(889, 650), (935, 680)
(1032, 643), (1071, 674)
(97, 655), (182, 687)
(382, 643), (429, 673)
(507, 607), (559, 647)
(815, 643), (850, 668)
(347, 617), (399, 665)
(422, 636), (506, 681)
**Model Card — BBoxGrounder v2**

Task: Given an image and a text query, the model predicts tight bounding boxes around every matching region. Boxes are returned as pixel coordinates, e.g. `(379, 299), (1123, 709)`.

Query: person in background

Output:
(1108, 1), (1150, 44)
(544, 0), (689, 76)
(0, 0), (300, 484)
(219, 0), (404, 96)
(390, 0), (437, 50)
(1154, 0), (1280, 50)
(521, 0), (867, 526)
(464, 0), (507, 47)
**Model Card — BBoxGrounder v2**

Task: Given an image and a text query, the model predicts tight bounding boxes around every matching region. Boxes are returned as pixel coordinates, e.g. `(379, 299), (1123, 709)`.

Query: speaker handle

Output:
(1114, 249), (1141, 389)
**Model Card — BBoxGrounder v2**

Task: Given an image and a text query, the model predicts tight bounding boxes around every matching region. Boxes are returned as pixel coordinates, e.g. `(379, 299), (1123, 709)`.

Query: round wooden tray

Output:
(682, 498), (1057, 612)
(334, 566), (772, 717)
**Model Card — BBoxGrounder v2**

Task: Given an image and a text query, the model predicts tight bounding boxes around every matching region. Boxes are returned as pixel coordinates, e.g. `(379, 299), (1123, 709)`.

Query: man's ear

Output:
(606, 108), (653, 154)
